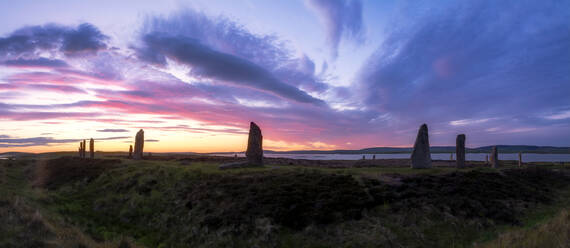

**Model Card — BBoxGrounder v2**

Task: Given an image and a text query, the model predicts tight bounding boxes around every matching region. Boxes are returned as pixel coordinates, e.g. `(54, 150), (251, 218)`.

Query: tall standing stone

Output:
(78, 142), (83, 158)
(89, 138), (94, 159)
(128, 145), (133, 159)
(518, 152), (522, 167)
(133, 129), (144, 160)
(456, 134), (466, 168)
(411, 124), (432, 169)
(485, 155), (489, 164)
(245, 122), (263, 166)
(82, 140), (86, 158)
(491, 146), (499, 168)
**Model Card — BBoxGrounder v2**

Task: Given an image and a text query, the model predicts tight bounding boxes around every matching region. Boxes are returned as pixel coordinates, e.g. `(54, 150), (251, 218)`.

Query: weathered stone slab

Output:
(411, 124), (432, 169)
(133, 129), (144, 160)
(246, 122), (263, 166)
(456, 134), (466, 168)
(491, 146), (499, 168)
(89, 138), (94, 159)
(219, 122), (264, 169)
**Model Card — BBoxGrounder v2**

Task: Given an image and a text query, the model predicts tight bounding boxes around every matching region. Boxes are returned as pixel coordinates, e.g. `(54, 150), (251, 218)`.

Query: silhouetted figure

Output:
(133, 129), (144, 160)
(89, 138), (94, 159)
(234, 154), (238, 159)
(485, 155), (489, 164)
(128, 145), (133, 159)
(518, 152), (522, 167)
(456, 134), (466, 168)
(372, 155), (376, 160)
(362, 155), (365, 160)
(411, 123), (432, 169)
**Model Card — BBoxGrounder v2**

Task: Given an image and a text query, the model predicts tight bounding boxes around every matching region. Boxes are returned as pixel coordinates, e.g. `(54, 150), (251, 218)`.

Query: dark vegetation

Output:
(1, 156), (570, 247)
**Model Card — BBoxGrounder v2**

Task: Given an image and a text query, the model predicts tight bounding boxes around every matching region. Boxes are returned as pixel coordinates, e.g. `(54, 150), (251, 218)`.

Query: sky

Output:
(0, 0), (569, 153)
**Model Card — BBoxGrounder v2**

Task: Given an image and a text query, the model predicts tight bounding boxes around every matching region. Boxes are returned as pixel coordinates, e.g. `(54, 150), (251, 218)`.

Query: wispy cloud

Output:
(97, 129), (129, 133)
(305, 0), (364, 58)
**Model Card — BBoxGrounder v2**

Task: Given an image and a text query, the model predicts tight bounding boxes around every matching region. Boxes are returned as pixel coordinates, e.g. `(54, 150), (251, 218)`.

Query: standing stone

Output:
(78, 142), (83, 157)
(411, 124), (432, 169)
(246, 122), (263, 166)
(456, 134), (466, 168)
(362, 155), (366, 160)
(128, 145), (133, 159)
(491, 146), (499, 168)
(450, 153), (454, 160)
(133, 129), (144, 160)
(518, 152), (523, 167)
(485, 155), (489, 164)
(373, 155), (376, 160)
(82, 140), (86, 158)
(89, 138), (94, 159)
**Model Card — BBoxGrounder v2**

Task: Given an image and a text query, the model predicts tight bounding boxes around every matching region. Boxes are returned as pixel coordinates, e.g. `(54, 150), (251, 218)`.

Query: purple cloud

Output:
(2, 57), (68, 68)
(0, 135), (129, 147)
(306, 0), (364, 58)
(0, 23), (108, 58)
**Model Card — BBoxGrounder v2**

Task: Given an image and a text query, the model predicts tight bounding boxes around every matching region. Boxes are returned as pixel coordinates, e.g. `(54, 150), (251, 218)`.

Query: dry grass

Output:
(479, 209), (570, 248)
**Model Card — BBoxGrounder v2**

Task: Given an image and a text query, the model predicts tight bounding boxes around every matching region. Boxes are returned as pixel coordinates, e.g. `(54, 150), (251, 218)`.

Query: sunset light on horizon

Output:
(1, 0), (569, 153)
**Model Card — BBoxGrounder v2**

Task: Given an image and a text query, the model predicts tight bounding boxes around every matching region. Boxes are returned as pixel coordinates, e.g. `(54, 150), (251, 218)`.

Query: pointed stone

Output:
(411, 124), (432, 169)
(128, 145), (133, 159)
(89, 138), (94, 159)
(518, 152), (522, 167)
(456, 134), (466, 168)
(133, 129), (144, 160)
(491, 146), (499, 168)
(485, 155), (489, 163)
(246, 122), (263, 166)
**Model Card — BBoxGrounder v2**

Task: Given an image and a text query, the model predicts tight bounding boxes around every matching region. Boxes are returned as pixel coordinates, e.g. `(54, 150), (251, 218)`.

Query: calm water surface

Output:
(212, 153), (570, 162)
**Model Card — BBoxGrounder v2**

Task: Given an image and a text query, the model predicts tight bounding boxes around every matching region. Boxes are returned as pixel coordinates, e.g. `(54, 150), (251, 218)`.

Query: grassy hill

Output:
(1, 156), (569, 247)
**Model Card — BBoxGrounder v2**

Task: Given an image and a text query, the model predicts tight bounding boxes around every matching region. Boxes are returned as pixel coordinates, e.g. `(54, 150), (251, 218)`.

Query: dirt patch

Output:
(34, 157), (122, 189)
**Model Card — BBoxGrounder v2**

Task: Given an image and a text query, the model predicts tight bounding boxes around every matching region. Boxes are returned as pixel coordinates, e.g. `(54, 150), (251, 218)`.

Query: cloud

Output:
(145, 139), (159, 142)
(137, 9), (328, 105)
(357, 0), (570, 139)
(0, 135), (128, 147)
(97, 129), (129, 133)
(2, 57), (69, 68)
(306, 0), (364, 58)
(139, 33), (325, 106)
(0, 23), (108, 58)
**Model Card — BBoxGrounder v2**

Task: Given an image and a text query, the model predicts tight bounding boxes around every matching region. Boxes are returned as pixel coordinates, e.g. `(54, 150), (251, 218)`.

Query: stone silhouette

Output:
(128, 145), (133, 159)
(220, 122), (264, 169)
(485, 155), (489, 164)
(89, 138), (94, 159)
(450, 153), (453, 160)
(372, 155), (376, 160)
(78, 141), (83, 158)
(133, 129), (144, 160)
(82, 140), (86, 158)
(518, 152), (523, 167)
(411, 124), (432, 169)
(245, 122), (263, 166)
(456, 134), (466, 168)
(491, 146), (499, 168)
